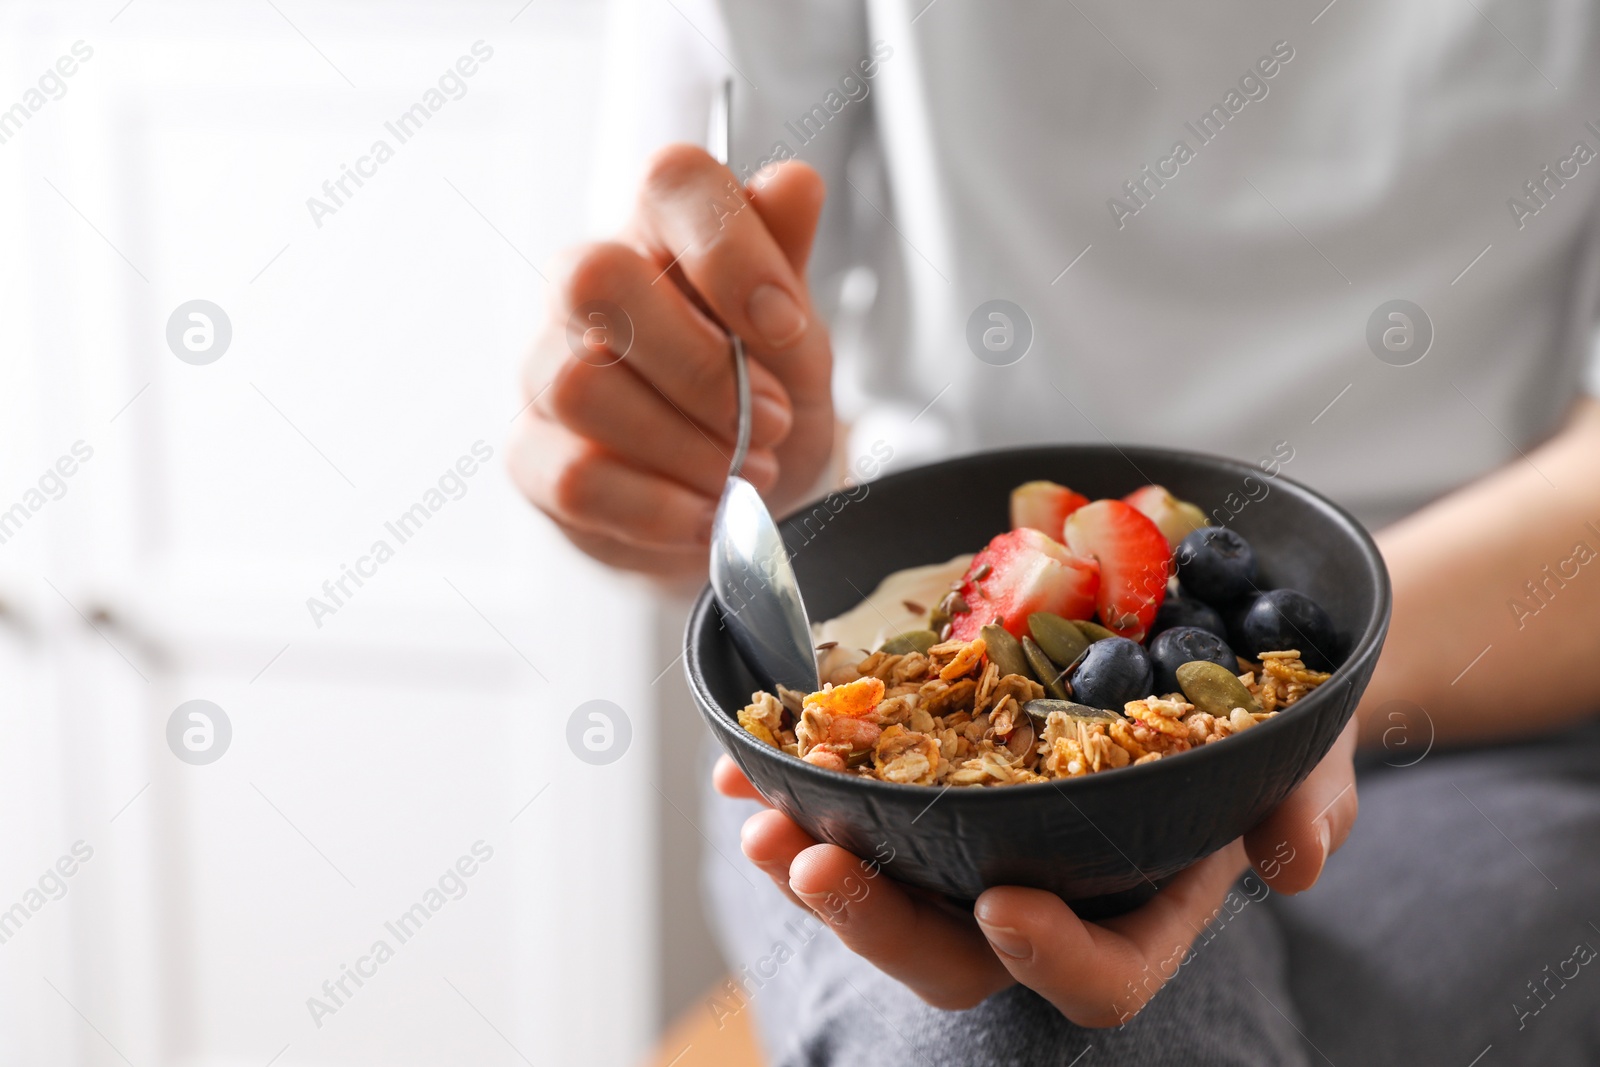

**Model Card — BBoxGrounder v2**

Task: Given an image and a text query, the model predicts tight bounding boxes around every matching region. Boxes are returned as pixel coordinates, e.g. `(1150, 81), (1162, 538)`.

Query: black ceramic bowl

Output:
(686, 445), (1390, 916)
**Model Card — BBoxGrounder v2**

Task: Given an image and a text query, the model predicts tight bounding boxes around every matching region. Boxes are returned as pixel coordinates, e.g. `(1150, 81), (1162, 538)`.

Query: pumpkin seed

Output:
(979, 624), (1030, 679)
(878, 629), (939, 656)
(1022, 698), (1125, 729)
(1073, 620), (1118, 643)
(1176, 660), (1262, 717)
(1027, 612), (1089, 667)
(1021, 636), (1069, 699)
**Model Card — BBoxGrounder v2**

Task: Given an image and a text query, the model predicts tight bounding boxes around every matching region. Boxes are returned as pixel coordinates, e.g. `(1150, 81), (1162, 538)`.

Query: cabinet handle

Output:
(83, 602), (172, 670)
(0, 597), (38, 642)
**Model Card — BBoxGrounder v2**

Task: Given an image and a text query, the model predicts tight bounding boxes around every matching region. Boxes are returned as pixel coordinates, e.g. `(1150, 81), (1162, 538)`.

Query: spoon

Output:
(706, 77), (821, 696)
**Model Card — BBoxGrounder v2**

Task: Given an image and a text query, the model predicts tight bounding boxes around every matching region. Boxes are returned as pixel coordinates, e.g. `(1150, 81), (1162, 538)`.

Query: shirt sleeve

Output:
(588, 0), (727, 233)
(590, 0), (873, 280)
(1587, 330), (1600, 396)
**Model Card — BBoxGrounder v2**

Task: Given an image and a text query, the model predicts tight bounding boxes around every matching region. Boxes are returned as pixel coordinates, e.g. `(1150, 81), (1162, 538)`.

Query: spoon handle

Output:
(729, 335), (751, 477)
(712, 77), (752, 479)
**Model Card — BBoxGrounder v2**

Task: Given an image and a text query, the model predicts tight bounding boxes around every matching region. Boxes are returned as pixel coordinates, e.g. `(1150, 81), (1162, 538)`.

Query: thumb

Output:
(747, 161), (826, 277)
(1244, 717), (1359, 895)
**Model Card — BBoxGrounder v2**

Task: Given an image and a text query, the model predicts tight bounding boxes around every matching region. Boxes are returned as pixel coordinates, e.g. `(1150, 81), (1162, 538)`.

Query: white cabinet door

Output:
(0, 4), (661, 1064)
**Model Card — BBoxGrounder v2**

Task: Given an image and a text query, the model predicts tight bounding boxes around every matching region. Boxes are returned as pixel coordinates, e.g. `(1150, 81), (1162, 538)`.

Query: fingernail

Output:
(752, 392), (793, 439)
(795, 888), (847, 925)
(1315, 817), (1332, 865)
(747, 284), (807, 348)
(739, 451), (780, 491)
(976, 919), (1032, 961)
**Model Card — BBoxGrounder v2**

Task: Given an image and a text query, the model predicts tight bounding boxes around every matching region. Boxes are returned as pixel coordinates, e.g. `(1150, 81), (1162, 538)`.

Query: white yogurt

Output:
(812, 554), (973, 671)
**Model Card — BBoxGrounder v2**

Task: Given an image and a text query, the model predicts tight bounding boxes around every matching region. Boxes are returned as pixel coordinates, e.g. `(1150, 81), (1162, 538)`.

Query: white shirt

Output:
(594, 0), (1600, 529)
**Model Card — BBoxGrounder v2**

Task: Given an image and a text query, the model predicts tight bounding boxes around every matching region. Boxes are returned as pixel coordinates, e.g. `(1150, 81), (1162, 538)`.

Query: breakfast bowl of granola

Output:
(684, 445), (1390, 916)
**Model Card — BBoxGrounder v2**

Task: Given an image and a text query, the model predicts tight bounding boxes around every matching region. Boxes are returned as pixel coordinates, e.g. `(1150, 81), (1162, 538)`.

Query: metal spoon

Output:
(706, 77), (821, 696)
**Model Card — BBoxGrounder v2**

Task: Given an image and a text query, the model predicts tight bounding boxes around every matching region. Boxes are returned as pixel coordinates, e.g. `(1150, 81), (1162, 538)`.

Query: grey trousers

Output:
(702, 717), (1600, 1066)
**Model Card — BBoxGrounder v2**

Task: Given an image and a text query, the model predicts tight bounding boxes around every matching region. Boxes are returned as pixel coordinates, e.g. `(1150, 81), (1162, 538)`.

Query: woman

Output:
(511, 3), (1600, 1063)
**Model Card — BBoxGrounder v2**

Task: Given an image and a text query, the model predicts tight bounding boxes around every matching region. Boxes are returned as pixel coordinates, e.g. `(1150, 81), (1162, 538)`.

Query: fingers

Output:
(632, 145), (809, 349)
(739, 808), (816, 912)
(713, 755), (766, 802)
(517, 234), (797, 559)
(975, 841), (1250, 1027)
(746, 161), (827, 274)
(506, 417), (719, 550)
(541, 241), (794, 451)
(736, 796), (1004, 1012)
(627, 146), (831, 402)
(514, 152), (836, 568)
(737, 805), (1014, 1010)
(1244, 717), (1360, 895)
(787, 844), (1014, 1010)
(546, 520), (707, 579)
(537, 350), (779, 499)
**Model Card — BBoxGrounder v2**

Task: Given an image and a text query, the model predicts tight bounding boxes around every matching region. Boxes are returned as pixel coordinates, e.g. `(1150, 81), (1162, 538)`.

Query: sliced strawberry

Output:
(1065, 499), (1171, 640)
(1123, 484), (1208, 549)
(1010, 481), (1089, 538)
(947, 528), (1099, 640)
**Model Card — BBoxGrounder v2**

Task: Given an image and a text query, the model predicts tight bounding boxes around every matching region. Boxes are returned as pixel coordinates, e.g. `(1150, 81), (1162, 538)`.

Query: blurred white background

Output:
(0, 2), (716, 1063)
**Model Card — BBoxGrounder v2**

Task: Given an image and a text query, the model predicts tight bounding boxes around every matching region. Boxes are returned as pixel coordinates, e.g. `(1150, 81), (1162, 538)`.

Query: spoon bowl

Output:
(710, 477), (819, 694)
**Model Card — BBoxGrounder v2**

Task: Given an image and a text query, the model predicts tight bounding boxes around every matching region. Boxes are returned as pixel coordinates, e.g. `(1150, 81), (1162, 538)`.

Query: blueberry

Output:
(1148, 626), (1236, 695)
(1148, 595), (1227, 643)
(1176, 527), (1258, 606)
(1218, 593), (1260, 653)
(1240, 589), (1337, 670)
(1069, 637), (1154, 711)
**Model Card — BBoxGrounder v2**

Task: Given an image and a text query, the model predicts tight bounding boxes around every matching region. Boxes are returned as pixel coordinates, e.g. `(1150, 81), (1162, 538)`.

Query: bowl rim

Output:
(684, 443), (1392, 802)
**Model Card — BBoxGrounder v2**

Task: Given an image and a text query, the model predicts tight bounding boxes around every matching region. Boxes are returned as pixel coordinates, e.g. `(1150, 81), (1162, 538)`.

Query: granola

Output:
(736, 638), (1329, 786)
(732, 479), (1342, 786)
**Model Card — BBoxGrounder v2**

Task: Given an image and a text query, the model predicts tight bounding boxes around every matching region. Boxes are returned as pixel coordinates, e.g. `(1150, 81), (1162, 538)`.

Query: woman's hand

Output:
(714, 717), (1358, 1026)
(507, 148), (837, 578)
